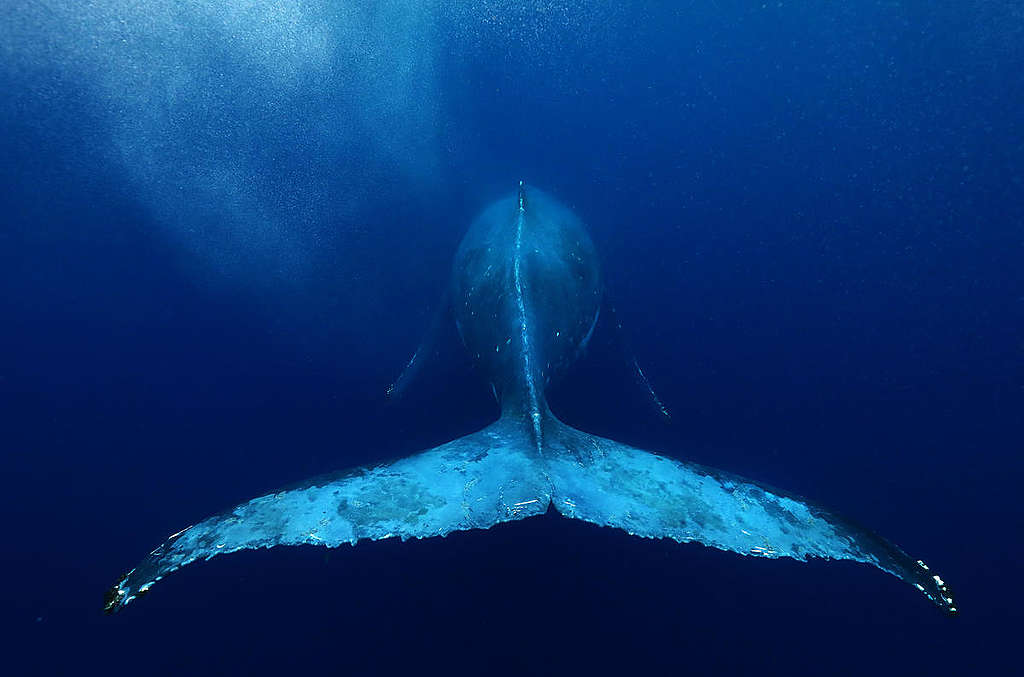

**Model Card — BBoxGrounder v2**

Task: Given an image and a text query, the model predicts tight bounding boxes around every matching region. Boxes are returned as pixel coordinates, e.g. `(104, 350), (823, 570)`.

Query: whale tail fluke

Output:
(106, 414), (954, 616)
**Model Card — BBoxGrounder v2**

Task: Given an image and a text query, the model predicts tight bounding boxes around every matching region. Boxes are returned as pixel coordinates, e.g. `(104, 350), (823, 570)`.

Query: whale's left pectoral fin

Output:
(546, 424), (956, 614)
(105, 421), (550, 613)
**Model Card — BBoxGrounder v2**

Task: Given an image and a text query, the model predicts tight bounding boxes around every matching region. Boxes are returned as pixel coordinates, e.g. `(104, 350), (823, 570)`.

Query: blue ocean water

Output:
(1, 2), (1021, 674)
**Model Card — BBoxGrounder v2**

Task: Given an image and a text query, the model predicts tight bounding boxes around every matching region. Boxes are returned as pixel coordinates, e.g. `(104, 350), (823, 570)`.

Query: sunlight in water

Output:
(1, 0), (444, 284)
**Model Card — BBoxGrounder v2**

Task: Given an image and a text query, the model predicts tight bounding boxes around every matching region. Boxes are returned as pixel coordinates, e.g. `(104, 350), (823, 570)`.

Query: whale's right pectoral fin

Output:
(105, 420), (550, 614)
(545, 424), (956, 614)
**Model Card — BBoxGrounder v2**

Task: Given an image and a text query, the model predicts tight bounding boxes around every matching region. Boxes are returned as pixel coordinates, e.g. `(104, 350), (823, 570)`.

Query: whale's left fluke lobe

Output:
(104, 419), (551, 614)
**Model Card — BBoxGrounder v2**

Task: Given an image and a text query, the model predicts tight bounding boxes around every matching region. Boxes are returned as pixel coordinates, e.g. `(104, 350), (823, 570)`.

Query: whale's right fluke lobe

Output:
(545, 422), (957, 614)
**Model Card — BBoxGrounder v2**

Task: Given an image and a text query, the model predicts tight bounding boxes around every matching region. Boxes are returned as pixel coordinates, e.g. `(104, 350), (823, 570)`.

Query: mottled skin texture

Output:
(106, 186), (954, 615)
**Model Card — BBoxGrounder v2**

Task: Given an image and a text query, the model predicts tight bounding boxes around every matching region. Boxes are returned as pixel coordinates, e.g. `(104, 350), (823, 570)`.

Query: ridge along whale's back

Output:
(450, 188), (602, 408)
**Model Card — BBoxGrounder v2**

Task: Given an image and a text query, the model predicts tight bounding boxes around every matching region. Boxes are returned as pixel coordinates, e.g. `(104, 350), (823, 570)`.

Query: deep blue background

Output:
(2, 3), (1021, 675)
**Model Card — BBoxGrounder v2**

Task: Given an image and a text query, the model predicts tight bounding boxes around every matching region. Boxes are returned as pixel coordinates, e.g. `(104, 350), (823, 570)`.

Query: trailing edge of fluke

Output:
(105, 184), (955, 616)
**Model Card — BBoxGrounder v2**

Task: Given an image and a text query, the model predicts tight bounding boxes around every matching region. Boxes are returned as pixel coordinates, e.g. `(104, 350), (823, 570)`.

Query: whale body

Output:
(105, 184), (955, 615)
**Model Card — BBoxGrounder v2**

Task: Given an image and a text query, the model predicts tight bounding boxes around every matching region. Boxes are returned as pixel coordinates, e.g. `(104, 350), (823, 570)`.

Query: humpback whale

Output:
(105, 184), (955, 615)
